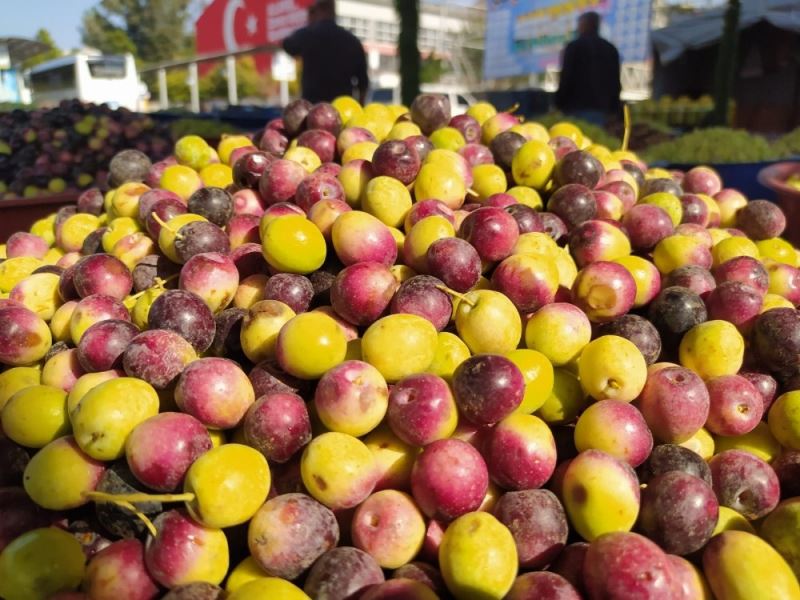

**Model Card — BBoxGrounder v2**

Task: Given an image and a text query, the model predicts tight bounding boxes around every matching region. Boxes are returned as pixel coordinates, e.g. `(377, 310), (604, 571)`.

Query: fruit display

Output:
(630, 95), (729, 128)
(0, 100), (175, 199)
(774, 127), (800, 159)
(537, 112), (621, 151)
(1, 93), (800, 600)
(607, 120), (675, 153)
(168, 117), (245, 141)
(642, 127), (777, 165)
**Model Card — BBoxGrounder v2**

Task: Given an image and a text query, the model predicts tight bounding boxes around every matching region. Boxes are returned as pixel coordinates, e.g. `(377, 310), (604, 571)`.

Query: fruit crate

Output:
(759, 161), (800, 246)
(0, 193), (78, 243)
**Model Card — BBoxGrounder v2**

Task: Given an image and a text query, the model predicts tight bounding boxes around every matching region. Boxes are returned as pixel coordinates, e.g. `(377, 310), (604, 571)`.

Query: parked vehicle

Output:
(27, 53), (145, 111)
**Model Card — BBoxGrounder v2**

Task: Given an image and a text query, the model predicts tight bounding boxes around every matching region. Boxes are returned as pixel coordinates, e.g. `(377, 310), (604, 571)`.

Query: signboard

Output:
(483, 0), (652, 80)
(195, 0), (314, 74)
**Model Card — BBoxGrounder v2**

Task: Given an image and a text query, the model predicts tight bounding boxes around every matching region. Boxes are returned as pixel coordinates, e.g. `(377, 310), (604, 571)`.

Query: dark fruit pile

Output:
(0, 94), (799, 600)
(0, 100), (172, 199)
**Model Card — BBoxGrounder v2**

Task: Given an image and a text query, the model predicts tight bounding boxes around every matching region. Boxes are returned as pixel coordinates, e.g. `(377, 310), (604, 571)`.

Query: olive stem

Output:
(86, 490), (195, 504)
(436, 285), (476, 307)
(154, 273), (179, 289)
(621, 104), (631, 153)
(128, 288), (149, 301)
(150, 212), (183, 240)
(117, 500), (158, 537)
(84, 491), (194, 538)
(467, 188), (479, 198)
(501, 102), (520, 114)
(127, 273), (178, 302)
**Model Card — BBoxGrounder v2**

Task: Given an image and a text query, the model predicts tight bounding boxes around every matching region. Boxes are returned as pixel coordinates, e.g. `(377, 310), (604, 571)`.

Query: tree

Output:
(420, 55), (447, 84)
(395, 0), (420, 106)
(198, 56), (271, 100)
(164, 56), (273, 106)
(709, 0), (740, 126)
(81, 0), (194, 64)
(21, 29), (63, 69)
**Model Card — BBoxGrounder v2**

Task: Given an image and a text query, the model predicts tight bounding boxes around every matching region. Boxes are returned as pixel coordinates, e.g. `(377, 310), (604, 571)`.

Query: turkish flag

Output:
(195, 0), (313, 75)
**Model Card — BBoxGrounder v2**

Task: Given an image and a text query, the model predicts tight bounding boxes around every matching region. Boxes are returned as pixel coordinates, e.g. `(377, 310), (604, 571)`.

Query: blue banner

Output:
(0, 69), (22, 103)
(484, 0), (652, 79)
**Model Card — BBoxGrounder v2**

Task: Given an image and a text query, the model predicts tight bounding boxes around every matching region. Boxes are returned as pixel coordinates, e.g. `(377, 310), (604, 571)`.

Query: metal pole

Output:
(188, 62), (200, 113)
(226, 55), (238, 106)
(280, 80), (289, 106)
(158, 68), (168, 110)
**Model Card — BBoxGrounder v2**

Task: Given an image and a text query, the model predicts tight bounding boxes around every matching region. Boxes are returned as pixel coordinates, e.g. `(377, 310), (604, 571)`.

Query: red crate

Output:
(0, 194), (79, 243)
(758, 162), (800, 247)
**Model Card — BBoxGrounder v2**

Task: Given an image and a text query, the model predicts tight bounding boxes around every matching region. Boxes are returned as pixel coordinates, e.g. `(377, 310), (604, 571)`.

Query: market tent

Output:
(651, 0), (800, 64)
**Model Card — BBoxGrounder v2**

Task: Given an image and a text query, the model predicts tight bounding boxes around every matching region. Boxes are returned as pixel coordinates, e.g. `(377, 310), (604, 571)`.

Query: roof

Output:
(652, 0), (800, 64)
(28, 52), (121, 75)
(0, 37), (51, 65)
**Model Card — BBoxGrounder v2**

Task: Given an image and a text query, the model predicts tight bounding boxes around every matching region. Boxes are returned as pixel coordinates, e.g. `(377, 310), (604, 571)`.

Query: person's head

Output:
(578, 11), (600, 35)
(312, 0), (336, 21)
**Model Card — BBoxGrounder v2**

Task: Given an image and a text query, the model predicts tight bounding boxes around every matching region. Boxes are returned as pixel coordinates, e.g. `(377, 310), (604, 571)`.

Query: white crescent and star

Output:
(223, 0), (247, 51)
(246, 14), (259, 35)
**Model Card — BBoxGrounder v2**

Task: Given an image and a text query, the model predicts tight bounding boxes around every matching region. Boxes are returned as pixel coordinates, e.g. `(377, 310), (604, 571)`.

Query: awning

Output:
(651, 0), (800, 64)
(0, 37), (51, 66)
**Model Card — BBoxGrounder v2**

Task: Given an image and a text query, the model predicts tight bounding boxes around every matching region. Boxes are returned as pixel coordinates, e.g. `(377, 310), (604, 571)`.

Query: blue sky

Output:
(2, 0), (96, 50)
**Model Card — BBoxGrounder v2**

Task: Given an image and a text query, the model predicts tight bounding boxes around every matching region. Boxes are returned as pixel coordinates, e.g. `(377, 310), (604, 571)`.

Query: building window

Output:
(338, 16), (369, 39)
(375, 21), (399, 43)
(419, 28), (438, 49)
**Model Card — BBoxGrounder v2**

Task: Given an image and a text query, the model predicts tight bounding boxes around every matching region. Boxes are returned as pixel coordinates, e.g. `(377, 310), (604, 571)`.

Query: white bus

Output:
(27, 53), (145, 110)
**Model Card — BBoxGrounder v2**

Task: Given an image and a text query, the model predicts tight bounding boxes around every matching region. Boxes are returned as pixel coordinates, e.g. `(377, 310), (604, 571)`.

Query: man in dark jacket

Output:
(555, 11), (621, 125)
(282, 0), (369, 104)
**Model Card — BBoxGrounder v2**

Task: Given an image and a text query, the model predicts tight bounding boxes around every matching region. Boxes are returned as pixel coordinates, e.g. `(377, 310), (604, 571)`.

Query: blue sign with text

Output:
(484, 0), (651, 79)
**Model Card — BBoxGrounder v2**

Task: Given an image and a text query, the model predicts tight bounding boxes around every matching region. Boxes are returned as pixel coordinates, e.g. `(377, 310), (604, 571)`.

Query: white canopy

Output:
(651, 0), (800, 64)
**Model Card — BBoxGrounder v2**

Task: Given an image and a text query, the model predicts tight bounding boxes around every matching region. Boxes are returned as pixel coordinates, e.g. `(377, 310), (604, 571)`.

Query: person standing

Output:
(555, 11), (622, 125)
(282, 0), (369, 104)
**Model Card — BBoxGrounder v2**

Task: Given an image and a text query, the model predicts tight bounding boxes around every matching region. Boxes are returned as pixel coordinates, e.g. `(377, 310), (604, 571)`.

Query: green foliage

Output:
(773, 128), (800, 158)
(21, 29), (63, 70)
(160, 56), (269, 106)
(164, 68), (190, 104)
(198, 56), (270, 100)
(420, 56), (447, 84)
(642, 128), (777, 165)
(0, 103), (29, 112)
(81, 0), (193, 64)
(169, 118), (244, 140)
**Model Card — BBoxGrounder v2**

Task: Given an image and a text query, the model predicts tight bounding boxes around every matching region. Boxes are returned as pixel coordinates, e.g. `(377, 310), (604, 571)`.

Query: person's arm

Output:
(282, 26), (309, 56)
(555, 43), (576, 110)
(355, 44), (369, 104)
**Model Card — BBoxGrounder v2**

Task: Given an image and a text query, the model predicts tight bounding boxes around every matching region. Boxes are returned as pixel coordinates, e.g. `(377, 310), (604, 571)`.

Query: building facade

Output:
(334, 0), (483, 90)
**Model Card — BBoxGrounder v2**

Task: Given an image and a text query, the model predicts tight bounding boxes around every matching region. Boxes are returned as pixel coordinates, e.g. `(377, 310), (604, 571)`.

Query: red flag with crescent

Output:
(195, 0), (314, 75)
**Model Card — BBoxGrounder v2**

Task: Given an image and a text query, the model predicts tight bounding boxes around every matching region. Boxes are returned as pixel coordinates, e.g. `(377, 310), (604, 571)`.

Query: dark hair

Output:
(580, 11), (601, 32)
(314, 0), (335, 14)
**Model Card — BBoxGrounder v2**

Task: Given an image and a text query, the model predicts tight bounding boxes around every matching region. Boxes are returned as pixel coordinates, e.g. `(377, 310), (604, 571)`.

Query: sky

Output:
(1, 0), (96, 50)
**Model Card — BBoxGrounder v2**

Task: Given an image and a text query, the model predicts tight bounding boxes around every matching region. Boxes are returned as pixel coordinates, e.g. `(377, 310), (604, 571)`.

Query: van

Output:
(27, 53), (145, 111)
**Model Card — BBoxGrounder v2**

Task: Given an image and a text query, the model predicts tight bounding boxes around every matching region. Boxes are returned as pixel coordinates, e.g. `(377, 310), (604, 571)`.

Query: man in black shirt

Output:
(282, 0), (369, 104)
(555, 11), (622, 125)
